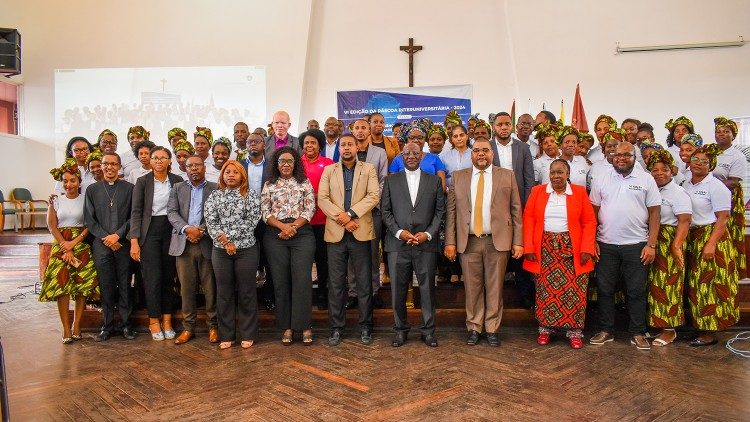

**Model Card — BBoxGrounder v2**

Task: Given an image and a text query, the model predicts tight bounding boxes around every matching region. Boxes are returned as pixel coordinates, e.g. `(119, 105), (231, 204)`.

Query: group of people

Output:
(38, 107), (744, 351)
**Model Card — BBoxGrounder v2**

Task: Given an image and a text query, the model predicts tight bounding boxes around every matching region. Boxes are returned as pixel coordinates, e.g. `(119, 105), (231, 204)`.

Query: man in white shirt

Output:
(512, 113), (539, 158)
(589, 142), (661, 350)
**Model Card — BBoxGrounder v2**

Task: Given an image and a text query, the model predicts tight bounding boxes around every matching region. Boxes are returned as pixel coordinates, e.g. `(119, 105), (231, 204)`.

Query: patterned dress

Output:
(39, 195), (98, 301)
(728, 184), (746, 278)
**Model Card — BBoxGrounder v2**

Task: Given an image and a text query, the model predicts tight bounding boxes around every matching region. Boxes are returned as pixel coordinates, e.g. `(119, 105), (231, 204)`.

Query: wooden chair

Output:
(9, 188), (48, 231)
(0, 190), (20, 234)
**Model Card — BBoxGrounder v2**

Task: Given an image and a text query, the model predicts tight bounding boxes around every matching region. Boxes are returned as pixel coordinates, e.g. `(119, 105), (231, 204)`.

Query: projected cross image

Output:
(54, 66), (266, 152)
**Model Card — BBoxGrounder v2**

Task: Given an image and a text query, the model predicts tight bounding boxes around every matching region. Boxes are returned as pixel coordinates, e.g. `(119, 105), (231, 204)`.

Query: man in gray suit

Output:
(491, 111), (536, 309)
(381, 142), (445, 347)
(167, 155), (219, 345)
(264, 110), (300, 158)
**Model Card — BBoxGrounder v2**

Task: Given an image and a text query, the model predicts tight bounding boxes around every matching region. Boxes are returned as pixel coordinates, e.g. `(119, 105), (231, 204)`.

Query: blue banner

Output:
(337, 85), (472, 136)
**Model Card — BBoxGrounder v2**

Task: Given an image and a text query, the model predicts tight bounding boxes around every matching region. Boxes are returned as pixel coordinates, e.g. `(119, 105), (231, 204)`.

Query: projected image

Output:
(54, 66), (266, 151)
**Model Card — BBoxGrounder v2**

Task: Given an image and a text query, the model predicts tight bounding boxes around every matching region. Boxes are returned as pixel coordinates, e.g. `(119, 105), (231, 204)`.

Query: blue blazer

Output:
(321, 139), (340, 162)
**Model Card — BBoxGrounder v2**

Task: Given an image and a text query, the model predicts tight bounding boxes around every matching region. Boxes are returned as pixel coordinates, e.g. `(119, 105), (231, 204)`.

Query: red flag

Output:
(571, 84), (589, 132)
(510, 100), (516, 133)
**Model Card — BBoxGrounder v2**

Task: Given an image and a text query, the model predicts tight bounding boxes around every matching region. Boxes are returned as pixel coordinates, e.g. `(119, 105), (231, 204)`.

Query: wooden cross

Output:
(400, 38), (422, 87)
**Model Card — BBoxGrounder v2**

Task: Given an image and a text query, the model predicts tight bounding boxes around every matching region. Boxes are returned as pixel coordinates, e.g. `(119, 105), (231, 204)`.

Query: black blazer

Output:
(380, 170), (445, 253)
(128, 172), (184, 246)
(84, 179), (134, 241)
(491, 138), (534, 206)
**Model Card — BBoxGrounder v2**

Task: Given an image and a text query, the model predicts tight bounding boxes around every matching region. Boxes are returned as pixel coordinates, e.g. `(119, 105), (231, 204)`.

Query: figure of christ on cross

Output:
(400, 38), (422, 87)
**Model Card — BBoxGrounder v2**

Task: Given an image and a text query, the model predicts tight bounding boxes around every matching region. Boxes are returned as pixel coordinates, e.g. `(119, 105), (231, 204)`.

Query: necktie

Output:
(474, 170), (485, 235)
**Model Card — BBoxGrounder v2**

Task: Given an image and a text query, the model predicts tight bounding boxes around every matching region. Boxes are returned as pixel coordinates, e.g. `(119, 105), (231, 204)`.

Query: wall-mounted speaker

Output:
(0, 28), (21, 76)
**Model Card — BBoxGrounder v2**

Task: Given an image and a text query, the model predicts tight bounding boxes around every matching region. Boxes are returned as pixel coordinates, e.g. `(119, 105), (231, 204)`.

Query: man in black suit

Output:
(380, 143), (445, 347)
(491, 112), (536, 309)
(84, 152), (135, 341)
(167, 155), (218, 345)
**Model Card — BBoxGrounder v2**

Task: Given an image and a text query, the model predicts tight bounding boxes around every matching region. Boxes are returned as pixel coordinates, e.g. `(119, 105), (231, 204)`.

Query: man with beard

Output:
(491, 112), (535, 308)
(513, 113), (538, 158)
(265, 110), (299, 158)
(318, 135), (380, 345)
(588, 142), (660, 350)
(230, 121), (250, 160)
(381, 142), (445, 347)
(204, 138), (231, 183)
(352, 119), (388, 308)
(322, 116), (342, 162)
(167, 155), (219, 344)
(367, 112), (401, 164)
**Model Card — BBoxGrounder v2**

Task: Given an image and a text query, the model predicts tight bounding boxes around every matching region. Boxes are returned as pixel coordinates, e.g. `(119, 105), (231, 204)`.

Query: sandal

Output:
(71, 334), (82, 341)
(302, 330), (313, 346)
(62, 337), (73, 344)
(219, 341), (234, 350)
(241, 340), (254, 349)
(282, 330), (293, 346)
(652, 330), (676, 346)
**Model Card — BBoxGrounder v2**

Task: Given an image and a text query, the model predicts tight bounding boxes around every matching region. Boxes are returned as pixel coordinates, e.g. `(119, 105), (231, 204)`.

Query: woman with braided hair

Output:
(39, 159), (99, 343)
(712, 117), (747, 278)
(645, 149), (692, 346)
(683, 144), (739, 346)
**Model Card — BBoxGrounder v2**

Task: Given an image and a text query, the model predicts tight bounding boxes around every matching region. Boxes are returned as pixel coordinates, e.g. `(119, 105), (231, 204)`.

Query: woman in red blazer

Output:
(523, 159), (597, 349)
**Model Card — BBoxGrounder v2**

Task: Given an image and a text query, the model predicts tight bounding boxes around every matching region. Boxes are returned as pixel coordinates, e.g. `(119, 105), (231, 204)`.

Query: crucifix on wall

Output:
(400, 38), (422, 87)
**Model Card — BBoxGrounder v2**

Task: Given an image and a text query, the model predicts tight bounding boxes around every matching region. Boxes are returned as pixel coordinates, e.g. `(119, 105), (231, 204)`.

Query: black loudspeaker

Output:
(0, 28), (21, 76)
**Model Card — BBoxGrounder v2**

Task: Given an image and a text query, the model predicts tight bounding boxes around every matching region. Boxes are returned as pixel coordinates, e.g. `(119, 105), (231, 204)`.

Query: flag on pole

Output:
(571, 83), (589, 132)
(510, 100), (516, 133)
(559, 99), (565, 125)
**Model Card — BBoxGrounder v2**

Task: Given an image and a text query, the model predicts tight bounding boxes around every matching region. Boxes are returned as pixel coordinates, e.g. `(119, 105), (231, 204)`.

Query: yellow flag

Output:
(560, 99), (565, 125)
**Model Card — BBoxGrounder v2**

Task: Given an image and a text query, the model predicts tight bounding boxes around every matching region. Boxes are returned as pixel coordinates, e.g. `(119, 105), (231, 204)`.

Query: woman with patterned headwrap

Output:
(427, 125), (448, 155)
(557, 126), (591, 186)
(168, 127), (188, 149)
(639, 141), (663, 169)
(712, 117), (747, 278)
(683, 144), (739, 346)
(587, 115), (618, 163)
(390, 120), (447, 192)
(471, 119), (492, 143)
(86, 149), (104, 183)
(576, 132), (595, 158)
(194, 126), (215, 166)
(533, 123), (561, 184)
(40, 159), (99, 343)
(205, 137), (232, 183)
(467, 114), (479, 140)
(443, 110), (463, 139)
(122, 126), (151, 179)
(665, 116), (694, 172)
(645, 150), (692, 346)
(171, 138), (195, 179)
(677, 133), (703, 182)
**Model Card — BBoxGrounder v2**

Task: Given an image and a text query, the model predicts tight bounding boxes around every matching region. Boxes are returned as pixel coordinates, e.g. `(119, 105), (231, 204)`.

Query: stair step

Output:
(0, 233), (53, 245)
(0, 256), (39, 268)
(0, 244), (38, 256)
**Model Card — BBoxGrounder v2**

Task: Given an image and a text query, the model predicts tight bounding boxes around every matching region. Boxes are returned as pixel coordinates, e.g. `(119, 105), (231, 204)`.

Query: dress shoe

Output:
(630, 335), (651, 350)
(421, 334), (438, 347)
(361, 329), (373, 345)
(372, 295), (385, 309)
(537, 332), (551, 345)
(208, 327), (219, 343)
(94, 330), (111, 342)
(569, 336), (584, 349)
(466, 330), (480, 345)
(122, 328), (136, 340)
(345, 296), (358, 310)
(690, 336), (718, 347)
(174, 330), (194, 345)
(487, 333), (501, 347)
(589, 331), (614, 345)
(391, 332), (407, 347)
(328, 329), (343, 346)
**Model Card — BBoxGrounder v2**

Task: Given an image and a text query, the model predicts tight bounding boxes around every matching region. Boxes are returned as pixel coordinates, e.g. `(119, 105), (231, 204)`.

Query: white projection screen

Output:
(54, 65), (266, 152)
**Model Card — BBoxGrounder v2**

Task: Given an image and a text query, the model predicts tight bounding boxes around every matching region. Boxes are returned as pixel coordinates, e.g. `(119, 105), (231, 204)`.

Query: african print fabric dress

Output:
(38, 227), (99, 301)
(685, 225), (739, 331)
(647, 225), (685, 328)
(728, 184), (746, 278)
(534, 232), (589, 330)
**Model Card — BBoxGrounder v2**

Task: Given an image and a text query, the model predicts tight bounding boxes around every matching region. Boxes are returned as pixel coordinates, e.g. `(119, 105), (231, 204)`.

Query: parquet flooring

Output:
(2, 278), (750, 421)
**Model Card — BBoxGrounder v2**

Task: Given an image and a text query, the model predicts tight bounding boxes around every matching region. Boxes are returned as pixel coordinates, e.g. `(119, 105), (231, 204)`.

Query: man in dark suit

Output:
(167, 155), (218, 345)
(381, 143), (445, 347)
(264, 110), (300, 158)
(84, 152), (135, 342)
(445, 138), (524, 347)
(491, 111), (536, 309)
(322, 116), (341, 162)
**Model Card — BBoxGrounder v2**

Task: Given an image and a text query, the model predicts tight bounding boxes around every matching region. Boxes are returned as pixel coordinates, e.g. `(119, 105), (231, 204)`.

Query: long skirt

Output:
(685, 224), (739, 331)
(39, 227), (99, 301)
(728, 184), (746, 278)
(534, 231), (589, 330)
(647, 225), (685, 328)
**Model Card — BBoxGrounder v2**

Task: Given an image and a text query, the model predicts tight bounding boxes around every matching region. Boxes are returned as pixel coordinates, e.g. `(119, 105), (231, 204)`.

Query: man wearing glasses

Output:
(589, 141), (661, 350)
(512, 114), (539, 158)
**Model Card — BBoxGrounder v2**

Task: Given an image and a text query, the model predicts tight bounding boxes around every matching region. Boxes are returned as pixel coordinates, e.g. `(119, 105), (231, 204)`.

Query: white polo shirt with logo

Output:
(683, 173), (732, 226)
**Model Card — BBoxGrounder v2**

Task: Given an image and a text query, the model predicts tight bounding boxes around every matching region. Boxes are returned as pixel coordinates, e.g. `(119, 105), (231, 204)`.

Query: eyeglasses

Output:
(72, 147), (89, 153)
(517, 122), (533, 127)
(247, 139), (263, 145)
(100, 140), (116, 145)
(408, 135), (425, 141)
(101, 162), (119, 167)
(473, 148), (491, 154)
(612, 153), (634, 159)
(151, 156), (170, 162)
(690, 157), (710, 165)
(278, 159), (294, 166)
(185, 163), (204, 169)
(402, 151), (421, 157)
(636, 137), (653, 143)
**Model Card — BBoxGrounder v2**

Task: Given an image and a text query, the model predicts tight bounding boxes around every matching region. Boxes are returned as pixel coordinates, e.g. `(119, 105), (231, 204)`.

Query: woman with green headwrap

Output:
(645, 150), (692, 346)
(172, 138), (195, 179)
(532, 123), (560, 184)
(683, 144), (739, 346)
(557, 126), (590, 187)
(712, 117), (746, 278)
(665, 116), (694, 172)
(123, 125), (151, 179)
(40, 159), (99, 343)
(587, 114), (618, 163)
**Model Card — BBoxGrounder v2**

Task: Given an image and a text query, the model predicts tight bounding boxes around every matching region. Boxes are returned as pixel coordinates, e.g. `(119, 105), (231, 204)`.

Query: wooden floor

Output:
(2, 277), (750, 421)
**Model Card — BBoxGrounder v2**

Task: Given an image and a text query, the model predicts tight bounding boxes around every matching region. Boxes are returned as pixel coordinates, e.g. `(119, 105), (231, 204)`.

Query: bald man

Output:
(264, 110), (300, 158)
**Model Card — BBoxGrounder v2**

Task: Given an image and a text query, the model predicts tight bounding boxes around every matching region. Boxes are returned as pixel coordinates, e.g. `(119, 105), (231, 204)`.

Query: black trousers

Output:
(212, 245), (259, 342)
(388, 248), (437, 335)
(264, 225), (315, 331)
(596, 242), (648, 335)
(312, 224), (329, 300)
(254, 222), (274, 304)
(510, 257), (533, 302)
(92, 240), (132, 332)
(328, 232), (373, 330)
(139, 216), (176, 318)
